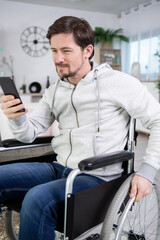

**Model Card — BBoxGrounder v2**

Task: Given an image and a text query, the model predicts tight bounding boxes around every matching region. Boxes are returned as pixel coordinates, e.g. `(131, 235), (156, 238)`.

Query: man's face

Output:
(50, 33), (88, 80)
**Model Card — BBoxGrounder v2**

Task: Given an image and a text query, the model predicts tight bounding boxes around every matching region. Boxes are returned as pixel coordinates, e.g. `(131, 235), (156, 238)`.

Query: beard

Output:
(55, 60), (84, 79)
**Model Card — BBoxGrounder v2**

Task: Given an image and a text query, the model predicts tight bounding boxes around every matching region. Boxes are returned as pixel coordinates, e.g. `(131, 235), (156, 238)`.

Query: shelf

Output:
(94, 48), (121, 71)
(20, 93), (43, 103)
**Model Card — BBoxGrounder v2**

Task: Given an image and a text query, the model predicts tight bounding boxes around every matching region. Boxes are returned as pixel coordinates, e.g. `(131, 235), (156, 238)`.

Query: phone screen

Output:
(0, 77), (25, 112)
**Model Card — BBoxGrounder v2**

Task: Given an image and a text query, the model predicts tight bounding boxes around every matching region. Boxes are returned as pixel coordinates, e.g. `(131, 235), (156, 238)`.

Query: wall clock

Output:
(20, 26), (50, 57)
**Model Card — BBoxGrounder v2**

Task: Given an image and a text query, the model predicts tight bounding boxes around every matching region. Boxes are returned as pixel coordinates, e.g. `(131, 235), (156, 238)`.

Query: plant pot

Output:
(102, 42), (113, 49)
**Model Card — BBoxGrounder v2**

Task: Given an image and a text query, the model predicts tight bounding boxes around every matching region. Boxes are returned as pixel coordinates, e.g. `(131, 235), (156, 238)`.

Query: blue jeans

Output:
(0, 158), (105, 240)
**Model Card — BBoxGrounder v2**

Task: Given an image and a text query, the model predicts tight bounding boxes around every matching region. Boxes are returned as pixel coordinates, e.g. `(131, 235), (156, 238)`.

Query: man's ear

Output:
(84, 44), (94, 59)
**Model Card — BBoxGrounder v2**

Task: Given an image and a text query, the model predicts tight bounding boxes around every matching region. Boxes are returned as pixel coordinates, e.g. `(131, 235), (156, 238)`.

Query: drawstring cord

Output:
(51, 70), (101, 133)
(94, 69), (100, 133)
(51, 78), (60, 116)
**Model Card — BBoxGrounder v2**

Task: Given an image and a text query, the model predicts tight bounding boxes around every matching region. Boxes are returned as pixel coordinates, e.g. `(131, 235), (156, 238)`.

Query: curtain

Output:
(121, 0), (160, 81)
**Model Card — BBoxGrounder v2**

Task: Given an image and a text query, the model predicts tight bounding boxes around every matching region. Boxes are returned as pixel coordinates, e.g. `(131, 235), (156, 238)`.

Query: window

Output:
(130, 35), (160, 81)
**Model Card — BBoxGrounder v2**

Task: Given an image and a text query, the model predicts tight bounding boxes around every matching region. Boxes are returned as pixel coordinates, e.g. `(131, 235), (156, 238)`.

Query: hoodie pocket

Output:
(93, 132), (120, 156)
(93, 133), (108, 155)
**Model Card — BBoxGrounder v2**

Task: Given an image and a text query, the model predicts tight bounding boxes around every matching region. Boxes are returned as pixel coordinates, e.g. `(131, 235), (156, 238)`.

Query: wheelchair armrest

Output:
(78, 150), (134, 171)
(0, 136), (53, 148)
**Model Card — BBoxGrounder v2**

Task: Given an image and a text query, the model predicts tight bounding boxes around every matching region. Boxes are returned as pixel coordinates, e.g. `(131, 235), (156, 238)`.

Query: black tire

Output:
(100, 174), (160, 240)
(5, 210), (19, 240)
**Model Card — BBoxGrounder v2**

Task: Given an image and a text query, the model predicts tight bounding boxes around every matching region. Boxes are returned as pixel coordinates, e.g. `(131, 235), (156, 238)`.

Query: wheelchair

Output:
(0, 118), (160, 240)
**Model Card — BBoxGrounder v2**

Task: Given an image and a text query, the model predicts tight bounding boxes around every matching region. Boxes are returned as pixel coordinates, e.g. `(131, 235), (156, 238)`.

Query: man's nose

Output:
(54, 52), (65, 63)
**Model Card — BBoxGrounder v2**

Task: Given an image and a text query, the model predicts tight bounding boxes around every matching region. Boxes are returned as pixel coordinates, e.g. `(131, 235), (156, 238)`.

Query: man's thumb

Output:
(130, 181), (137, 198)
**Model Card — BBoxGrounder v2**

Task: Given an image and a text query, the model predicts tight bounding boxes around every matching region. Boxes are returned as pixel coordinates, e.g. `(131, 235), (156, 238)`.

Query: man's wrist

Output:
(9, 114), (27, 126)
(136, 162), (157, 183)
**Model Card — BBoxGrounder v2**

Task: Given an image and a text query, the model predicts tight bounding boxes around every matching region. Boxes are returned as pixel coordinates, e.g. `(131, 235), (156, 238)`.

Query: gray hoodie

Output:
(9, 62), (160, 182)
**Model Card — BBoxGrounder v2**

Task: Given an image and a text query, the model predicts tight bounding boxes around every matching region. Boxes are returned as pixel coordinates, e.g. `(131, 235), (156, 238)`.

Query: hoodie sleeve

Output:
(8, 85), (55, 143)
(105, 70), (160, 183)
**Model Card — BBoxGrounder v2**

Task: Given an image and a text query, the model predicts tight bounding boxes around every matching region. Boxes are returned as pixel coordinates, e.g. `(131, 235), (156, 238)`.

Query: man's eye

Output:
(63, 50), (72, 53)
(51, 49), (57, 53)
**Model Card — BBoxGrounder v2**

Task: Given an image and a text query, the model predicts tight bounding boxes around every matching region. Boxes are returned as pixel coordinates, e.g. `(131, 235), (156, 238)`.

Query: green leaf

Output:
(94, 27), (129, 45)
(117, 35), (129, 42)
(155, 81), (160, 89)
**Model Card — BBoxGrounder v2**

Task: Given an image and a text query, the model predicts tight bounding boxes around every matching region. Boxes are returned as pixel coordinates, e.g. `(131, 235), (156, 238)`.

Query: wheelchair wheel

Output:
(100, 174), (160, 240)
(5, 210), (19, 240)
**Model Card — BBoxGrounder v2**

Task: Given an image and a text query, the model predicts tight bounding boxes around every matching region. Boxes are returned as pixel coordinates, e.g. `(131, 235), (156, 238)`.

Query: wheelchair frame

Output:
(63, 118), (136, 240)
(0, 118), (160, 240)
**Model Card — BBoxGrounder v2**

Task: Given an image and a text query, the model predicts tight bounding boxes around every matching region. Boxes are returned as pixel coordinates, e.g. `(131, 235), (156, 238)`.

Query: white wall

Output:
(0, 0), (120, 93)
(121, 1), (160, 38)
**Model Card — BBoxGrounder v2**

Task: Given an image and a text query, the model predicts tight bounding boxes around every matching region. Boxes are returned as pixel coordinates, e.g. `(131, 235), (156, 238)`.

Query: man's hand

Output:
(130, 174), (152, 202)
(0, 95), (27, 120)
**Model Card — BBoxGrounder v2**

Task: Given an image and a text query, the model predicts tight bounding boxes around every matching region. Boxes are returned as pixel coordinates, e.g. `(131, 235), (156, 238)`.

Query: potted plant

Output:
(155, 80), (160, 102)
(154, 49), (160, 80)
(94, 27), (129, 48)
(154, 44), (160, 102)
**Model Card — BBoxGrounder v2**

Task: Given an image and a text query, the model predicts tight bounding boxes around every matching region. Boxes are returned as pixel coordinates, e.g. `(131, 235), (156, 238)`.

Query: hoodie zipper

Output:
(65, 86), (79, 167)
(71, 86), (79, 127)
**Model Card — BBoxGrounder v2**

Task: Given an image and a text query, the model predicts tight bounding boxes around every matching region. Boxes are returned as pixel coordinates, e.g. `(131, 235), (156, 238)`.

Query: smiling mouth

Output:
(56, 64), (69, 68)
(58, 66), (66, 69)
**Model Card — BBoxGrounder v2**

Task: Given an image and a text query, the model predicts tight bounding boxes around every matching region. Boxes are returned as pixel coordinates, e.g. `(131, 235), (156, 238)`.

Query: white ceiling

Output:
(5, 0), (153, 16)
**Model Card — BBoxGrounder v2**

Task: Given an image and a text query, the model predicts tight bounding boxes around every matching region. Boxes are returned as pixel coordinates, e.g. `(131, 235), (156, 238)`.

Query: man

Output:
(0, 16), (159, 239)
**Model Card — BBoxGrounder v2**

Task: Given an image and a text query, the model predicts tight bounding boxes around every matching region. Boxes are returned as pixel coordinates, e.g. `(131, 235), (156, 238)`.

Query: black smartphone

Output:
(0, 77), (25, 112)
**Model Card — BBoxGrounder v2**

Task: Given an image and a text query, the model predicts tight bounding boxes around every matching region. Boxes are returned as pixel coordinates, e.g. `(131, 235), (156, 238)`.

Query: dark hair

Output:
(46, 16), (94, 60)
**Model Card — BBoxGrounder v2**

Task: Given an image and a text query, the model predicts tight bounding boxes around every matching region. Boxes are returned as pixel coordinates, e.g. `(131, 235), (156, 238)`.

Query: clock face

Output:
(20, 26), (50, 57)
